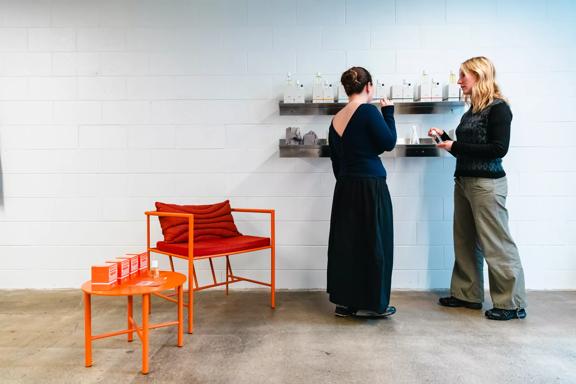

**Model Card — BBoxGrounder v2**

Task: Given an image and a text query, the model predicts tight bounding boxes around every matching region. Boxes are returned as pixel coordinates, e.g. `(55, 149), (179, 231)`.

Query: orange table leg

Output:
(142, 294), (150, 375)
(84, 292), (92, 367)
(127, 296), (133, 342)
(177, 285), (183, 347)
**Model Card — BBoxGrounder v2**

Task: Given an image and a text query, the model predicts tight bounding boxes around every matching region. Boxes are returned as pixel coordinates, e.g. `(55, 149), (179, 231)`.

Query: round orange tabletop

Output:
(81, 271), (186, 296)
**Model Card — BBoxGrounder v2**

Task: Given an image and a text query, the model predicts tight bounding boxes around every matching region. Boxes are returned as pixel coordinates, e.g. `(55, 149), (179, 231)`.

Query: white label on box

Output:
(120, 260), (129, 277)
(109, 265), (117, 281)
(139, 253), (148, 270)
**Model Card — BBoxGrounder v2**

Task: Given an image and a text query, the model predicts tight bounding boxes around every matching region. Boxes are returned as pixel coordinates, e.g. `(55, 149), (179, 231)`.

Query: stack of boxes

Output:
(91, 252), (150, 289)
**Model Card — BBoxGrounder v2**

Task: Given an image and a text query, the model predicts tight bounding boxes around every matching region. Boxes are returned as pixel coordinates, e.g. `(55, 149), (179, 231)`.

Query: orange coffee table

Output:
(82, 271), (186, 374)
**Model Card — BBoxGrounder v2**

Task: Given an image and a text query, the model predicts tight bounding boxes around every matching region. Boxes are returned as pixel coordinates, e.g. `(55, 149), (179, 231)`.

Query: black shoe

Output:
(334, 306), (356, 317)
(355, 306), (396, 319)
(438, 296), (482, 310)
(485, 308), (527, 321)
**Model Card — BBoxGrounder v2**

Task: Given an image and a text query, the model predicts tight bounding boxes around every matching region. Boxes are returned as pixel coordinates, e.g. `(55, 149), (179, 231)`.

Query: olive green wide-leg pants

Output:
(450, 176), (527, 310)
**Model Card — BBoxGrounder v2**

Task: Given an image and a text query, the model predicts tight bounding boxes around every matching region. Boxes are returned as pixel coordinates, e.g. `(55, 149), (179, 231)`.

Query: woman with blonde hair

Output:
(429, 56), (527, 321)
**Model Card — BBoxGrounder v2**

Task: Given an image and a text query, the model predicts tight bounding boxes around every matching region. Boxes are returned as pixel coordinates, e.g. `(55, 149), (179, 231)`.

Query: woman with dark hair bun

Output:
(328, 66), (397, 318)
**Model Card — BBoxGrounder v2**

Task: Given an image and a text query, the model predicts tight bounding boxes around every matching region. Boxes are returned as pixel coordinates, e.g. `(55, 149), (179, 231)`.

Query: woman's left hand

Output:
(437, 140), (453, 151)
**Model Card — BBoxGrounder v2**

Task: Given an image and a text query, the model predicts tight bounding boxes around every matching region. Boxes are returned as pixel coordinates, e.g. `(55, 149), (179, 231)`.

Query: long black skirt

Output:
(327, 176), (394, 313)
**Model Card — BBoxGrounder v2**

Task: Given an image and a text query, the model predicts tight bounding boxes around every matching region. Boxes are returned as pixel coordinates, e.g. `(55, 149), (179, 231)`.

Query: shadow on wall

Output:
(422, 158), (451, 289)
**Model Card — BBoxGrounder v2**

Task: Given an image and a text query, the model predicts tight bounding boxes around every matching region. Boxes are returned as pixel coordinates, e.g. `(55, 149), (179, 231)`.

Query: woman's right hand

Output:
(428, 127), (444, 137)
(379, 97), (394, 107)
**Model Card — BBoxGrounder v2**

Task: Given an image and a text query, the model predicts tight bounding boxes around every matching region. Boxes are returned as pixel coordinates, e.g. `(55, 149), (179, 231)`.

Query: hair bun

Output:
(340, 66), (372, 97)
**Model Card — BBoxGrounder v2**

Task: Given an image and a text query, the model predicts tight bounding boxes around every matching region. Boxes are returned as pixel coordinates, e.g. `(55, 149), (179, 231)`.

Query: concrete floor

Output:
(0, 290), (575, 384)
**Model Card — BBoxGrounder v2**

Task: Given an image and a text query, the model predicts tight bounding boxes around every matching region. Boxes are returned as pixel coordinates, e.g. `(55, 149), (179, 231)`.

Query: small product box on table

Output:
(119, 254), (139, 278)
(91, 263), (118, 290)
(127, 252), (149, 276)
(106, 258), (130, 283)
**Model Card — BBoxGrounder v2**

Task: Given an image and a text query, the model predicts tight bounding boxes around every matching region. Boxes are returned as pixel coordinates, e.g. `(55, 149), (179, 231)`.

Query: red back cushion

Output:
(155, 200), (241, 243)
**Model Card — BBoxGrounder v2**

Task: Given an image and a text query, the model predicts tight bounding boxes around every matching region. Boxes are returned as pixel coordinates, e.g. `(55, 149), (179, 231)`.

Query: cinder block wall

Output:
(0, 0), (575, 289)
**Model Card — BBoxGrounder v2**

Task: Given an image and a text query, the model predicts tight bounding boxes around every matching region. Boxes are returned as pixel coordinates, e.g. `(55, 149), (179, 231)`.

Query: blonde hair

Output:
(461, 56), (507, 113)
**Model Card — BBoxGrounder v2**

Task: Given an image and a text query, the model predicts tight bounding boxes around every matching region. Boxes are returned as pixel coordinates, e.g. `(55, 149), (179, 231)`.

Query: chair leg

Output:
(225, 256), (230, 296)
(208, 258), (217, 286)
(187, 261), (194, 334)
(271, 245), (276, 309)
(169, 256), (175, 272)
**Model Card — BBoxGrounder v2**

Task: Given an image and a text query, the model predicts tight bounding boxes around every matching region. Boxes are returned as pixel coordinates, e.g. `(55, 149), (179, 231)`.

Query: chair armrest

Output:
(146, 211), (196, 258)
(231, 208), (275, 215)
(145, 211), (194, 219)
(231, 208), (275, 242)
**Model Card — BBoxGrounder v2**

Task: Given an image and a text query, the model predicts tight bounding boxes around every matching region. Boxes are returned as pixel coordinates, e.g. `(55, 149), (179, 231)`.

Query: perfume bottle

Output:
(283, 72), (295, 104)
(312, 72), (324, 104)
(150, 259), (160, 279)
(410, 125), (420, 145)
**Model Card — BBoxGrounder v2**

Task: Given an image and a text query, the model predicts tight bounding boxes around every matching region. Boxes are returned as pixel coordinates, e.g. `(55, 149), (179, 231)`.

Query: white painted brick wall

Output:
(0, 0), (575, 289)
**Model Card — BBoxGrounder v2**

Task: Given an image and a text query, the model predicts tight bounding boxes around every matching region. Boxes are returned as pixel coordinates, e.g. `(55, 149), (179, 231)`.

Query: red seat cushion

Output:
(155, 200), (241, 244)
(157, 236), (271, 257)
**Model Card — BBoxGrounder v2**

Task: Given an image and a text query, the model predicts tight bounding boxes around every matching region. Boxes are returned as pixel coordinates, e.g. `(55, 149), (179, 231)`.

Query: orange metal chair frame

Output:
(145, 208), (276, 334)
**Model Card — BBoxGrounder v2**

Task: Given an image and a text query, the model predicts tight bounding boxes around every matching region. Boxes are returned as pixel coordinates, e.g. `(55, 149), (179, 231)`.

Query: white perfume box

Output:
(443, 84), (461, 100)
(416, 83), (432, 101)
(375, 80), (387, 100)
(312, 82), (324, 103)
(323, 83), (335, 103)
(390, 85), (403, 101)
(402, 82), (414, 102)
(431, 80), (443, 101)
(283, 83), (295, 104)
(294, 83), (305, 103)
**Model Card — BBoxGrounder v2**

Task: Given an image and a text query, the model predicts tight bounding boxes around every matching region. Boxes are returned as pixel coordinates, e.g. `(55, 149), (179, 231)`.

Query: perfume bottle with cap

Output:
(151, 259), (160, 279)
(283, 72), (295, 104)
(312, 72), (324, 104)
(416, 70), (432, 101)
(431, 130), (443, 144)
(410, 125), (420, 144)
(443, 70), (461, 101)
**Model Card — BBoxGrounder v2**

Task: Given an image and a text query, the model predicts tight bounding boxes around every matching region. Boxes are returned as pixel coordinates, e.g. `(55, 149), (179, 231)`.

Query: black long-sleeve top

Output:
(329, 104), (396, 179)
(442, 99), (512, 178)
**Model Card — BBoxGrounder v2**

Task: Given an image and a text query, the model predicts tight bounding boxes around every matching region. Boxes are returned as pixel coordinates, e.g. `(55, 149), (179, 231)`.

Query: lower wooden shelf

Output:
(279, 138), (442, 158)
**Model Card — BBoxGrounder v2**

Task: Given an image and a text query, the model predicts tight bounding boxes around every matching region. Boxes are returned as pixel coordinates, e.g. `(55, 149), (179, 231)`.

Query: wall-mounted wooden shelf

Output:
(279, 100), (465, 115)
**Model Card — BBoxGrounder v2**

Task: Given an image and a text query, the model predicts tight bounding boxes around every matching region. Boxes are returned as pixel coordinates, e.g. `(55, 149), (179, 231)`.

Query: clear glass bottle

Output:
(150, 259), (160, 279)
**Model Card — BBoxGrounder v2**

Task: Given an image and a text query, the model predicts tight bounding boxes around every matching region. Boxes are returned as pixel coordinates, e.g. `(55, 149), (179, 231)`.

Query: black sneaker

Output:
(334, 306), (356, 317)
(438, 296), (482, 310)
(355, 306), (397, 319)
(485, 308), (527, 321)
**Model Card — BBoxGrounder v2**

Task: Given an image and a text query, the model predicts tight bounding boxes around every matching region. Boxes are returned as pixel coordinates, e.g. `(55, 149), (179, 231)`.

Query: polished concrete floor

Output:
(0, 289), (575, 384)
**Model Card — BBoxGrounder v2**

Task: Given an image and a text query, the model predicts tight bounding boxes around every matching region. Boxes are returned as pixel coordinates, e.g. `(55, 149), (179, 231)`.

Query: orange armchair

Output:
(145, 208), (275, 334)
